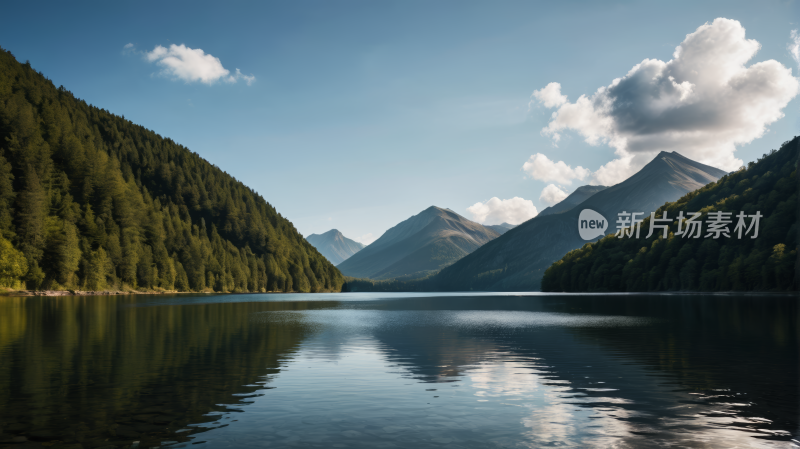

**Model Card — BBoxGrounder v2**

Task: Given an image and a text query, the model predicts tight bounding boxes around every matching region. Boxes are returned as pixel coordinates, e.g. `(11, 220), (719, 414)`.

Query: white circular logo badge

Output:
(578, 209), (608, 240)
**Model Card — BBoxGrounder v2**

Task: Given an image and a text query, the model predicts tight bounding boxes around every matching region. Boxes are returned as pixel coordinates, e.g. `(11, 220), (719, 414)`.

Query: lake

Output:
(0, 293), (797, 448)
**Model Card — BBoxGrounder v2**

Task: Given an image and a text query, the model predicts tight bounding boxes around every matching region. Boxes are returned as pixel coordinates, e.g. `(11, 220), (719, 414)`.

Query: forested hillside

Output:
(0, 47), (343, 292)
(542, 137), (798, 292)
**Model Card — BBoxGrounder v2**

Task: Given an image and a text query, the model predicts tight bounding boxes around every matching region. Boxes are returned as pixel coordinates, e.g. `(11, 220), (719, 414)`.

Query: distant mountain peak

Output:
(306, 230), (364, 265)
(628, 150), (727, 192)
(337, 206), (501, 280)
(315, 229), (342, 237)
(422, 205), (456, 216)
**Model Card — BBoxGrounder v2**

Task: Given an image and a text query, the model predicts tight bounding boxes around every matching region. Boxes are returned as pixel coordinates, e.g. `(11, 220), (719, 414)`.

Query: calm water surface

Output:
(0, 293), (797, 448)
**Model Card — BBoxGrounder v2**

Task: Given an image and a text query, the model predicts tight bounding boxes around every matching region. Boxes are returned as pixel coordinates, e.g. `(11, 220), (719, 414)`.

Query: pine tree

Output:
(0, 151), (15, 239)
(16, 166), (46, 268)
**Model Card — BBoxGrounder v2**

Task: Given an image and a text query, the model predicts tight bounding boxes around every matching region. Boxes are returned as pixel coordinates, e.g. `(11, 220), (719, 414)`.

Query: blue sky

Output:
(2, 0), (799, 244)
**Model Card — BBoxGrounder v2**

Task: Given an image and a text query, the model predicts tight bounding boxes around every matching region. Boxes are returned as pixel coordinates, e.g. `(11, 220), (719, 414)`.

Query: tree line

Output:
(342, 276), (431, 292)
(0, 47), (343, 292)
(542, 137), (798, 292)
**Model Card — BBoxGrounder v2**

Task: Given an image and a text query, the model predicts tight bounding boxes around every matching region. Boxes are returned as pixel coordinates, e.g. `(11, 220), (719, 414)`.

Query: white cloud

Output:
(530, 82), (568, 109)
(522, 153), (590, 185)
(129, 43), (255, 85)
(539, 184), (568, 206)
(790, 30), (800, 68)
(354, 233), (376, 245)
(532, 18), (800, 185)
(233, 68), (256, 86)
(466, 197), (538, 226)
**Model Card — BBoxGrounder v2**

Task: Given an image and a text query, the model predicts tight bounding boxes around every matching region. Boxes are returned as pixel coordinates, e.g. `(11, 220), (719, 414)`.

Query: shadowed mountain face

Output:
(336, 206), (500, 280)
(542, 138), (799, 293)
(485, 222), (517, 235)
(306, 230), (365, 265)
(538, 185), (608, 217)
(432, 151), (728, 291)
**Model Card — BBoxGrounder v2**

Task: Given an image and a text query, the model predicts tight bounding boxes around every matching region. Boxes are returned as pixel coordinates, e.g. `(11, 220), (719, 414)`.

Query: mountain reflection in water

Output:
(0, 293), (796, 448)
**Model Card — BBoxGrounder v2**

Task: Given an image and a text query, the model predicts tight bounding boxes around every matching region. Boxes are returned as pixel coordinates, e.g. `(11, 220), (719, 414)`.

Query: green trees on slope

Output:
(542, 138), (798, 292)
(0, 48), (343, 292)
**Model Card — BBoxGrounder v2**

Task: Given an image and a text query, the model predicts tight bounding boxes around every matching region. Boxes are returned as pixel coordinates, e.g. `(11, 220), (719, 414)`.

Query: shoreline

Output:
(0, 289), (343, 297)
(0, 290), (216, 297)
(2, 289), (796, 298)
(2, 289), (204, 297)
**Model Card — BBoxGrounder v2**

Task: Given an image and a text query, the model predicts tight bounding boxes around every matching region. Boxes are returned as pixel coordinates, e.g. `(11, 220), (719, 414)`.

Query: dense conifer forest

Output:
(0, 47), (343, 292)
(542, 137), (799, 292)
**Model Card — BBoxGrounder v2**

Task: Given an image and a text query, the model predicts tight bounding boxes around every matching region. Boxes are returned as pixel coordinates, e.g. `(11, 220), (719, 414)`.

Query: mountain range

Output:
(543, 138), (798, 292)
(430, 151), (728, 291)
(337, 206), (500, 280)
(306, 230), (364, 265)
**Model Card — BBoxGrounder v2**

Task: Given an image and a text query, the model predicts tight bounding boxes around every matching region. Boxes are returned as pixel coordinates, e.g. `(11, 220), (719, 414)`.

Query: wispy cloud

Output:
(531, 18), (799, 185)
(790, 30), (800, 68)
(125, 43), (255, 86)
